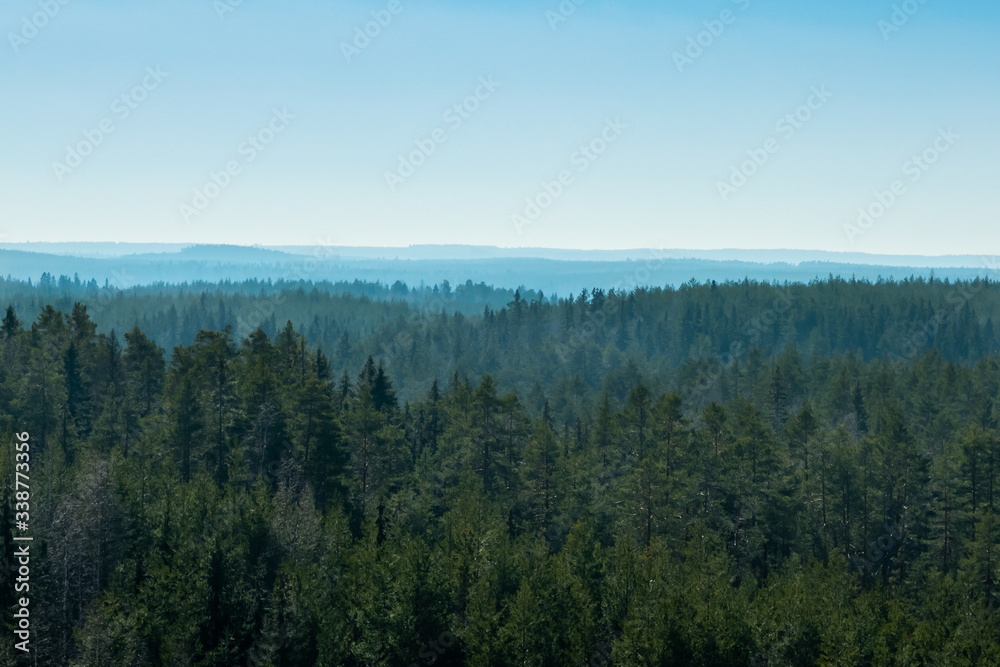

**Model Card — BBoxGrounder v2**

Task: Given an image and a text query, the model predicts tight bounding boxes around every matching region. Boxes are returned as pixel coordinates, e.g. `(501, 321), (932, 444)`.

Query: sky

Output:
(1, 0), (997, 255)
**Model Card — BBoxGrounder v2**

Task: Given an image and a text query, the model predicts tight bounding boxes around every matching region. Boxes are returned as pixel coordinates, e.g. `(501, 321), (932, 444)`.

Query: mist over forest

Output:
(1, 244), (995, 299)
(2, 248), (1000, 664)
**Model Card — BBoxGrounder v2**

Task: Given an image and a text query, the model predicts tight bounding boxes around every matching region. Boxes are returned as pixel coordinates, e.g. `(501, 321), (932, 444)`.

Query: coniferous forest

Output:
(3, 274), (1000, 666)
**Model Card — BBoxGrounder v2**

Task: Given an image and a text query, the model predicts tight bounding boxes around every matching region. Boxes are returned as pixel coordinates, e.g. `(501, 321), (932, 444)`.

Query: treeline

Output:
(0, 278), (999, 664)
(0, 273), (538, 322)
(2, 275), (997, 415)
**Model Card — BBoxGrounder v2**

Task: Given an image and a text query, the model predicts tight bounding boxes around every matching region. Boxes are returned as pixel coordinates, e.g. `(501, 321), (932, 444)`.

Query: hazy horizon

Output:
(3, 241), (999, 265)
(3, 242), (998, 300)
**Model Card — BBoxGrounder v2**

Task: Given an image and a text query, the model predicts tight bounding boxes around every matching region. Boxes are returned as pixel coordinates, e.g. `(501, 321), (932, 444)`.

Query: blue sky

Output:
(1, 0), (997, 254)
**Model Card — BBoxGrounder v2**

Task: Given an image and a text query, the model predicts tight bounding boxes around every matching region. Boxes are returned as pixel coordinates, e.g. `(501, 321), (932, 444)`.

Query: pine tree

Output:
(523, 419), (559, 535)
(2, 305), (20, 339)
(124, 325), (165, 416)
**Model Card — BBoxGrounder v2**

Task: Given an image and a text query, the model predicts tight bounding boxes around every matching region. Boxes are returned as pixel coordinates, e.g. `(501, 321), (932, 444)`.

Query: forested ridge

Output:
(1, 276), (1000, 665)
(3, 273), (997, 410)
(3, 247), (991, 297)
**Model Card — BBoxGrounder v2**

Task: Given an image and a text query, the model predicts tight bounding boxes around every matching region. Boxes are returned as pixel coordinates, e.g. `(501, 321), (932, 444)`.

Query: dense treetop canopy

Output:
(0, 275), (999, 665)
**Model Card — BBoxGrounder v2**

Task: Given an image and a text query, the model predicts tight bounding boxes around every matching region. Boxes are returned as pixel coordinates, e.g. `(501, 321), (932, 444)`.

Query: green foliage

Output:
(3, 276), (1000, 664)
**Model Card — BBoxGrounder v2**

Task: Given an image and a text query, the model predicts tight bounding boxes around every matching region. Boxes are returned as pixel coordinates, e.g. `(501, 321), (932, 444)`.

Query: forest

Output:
(1, 273), (1000, 665)
(2, 245), (991, 296)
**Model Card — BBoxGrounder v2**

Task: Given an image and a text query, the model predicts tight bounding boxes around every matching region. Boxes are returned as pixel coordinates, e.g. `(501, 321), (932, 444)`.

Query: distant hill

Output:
(130, 245), (295, 262)
(265, 245), (998, 268)
(0, 244), (996, 295)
